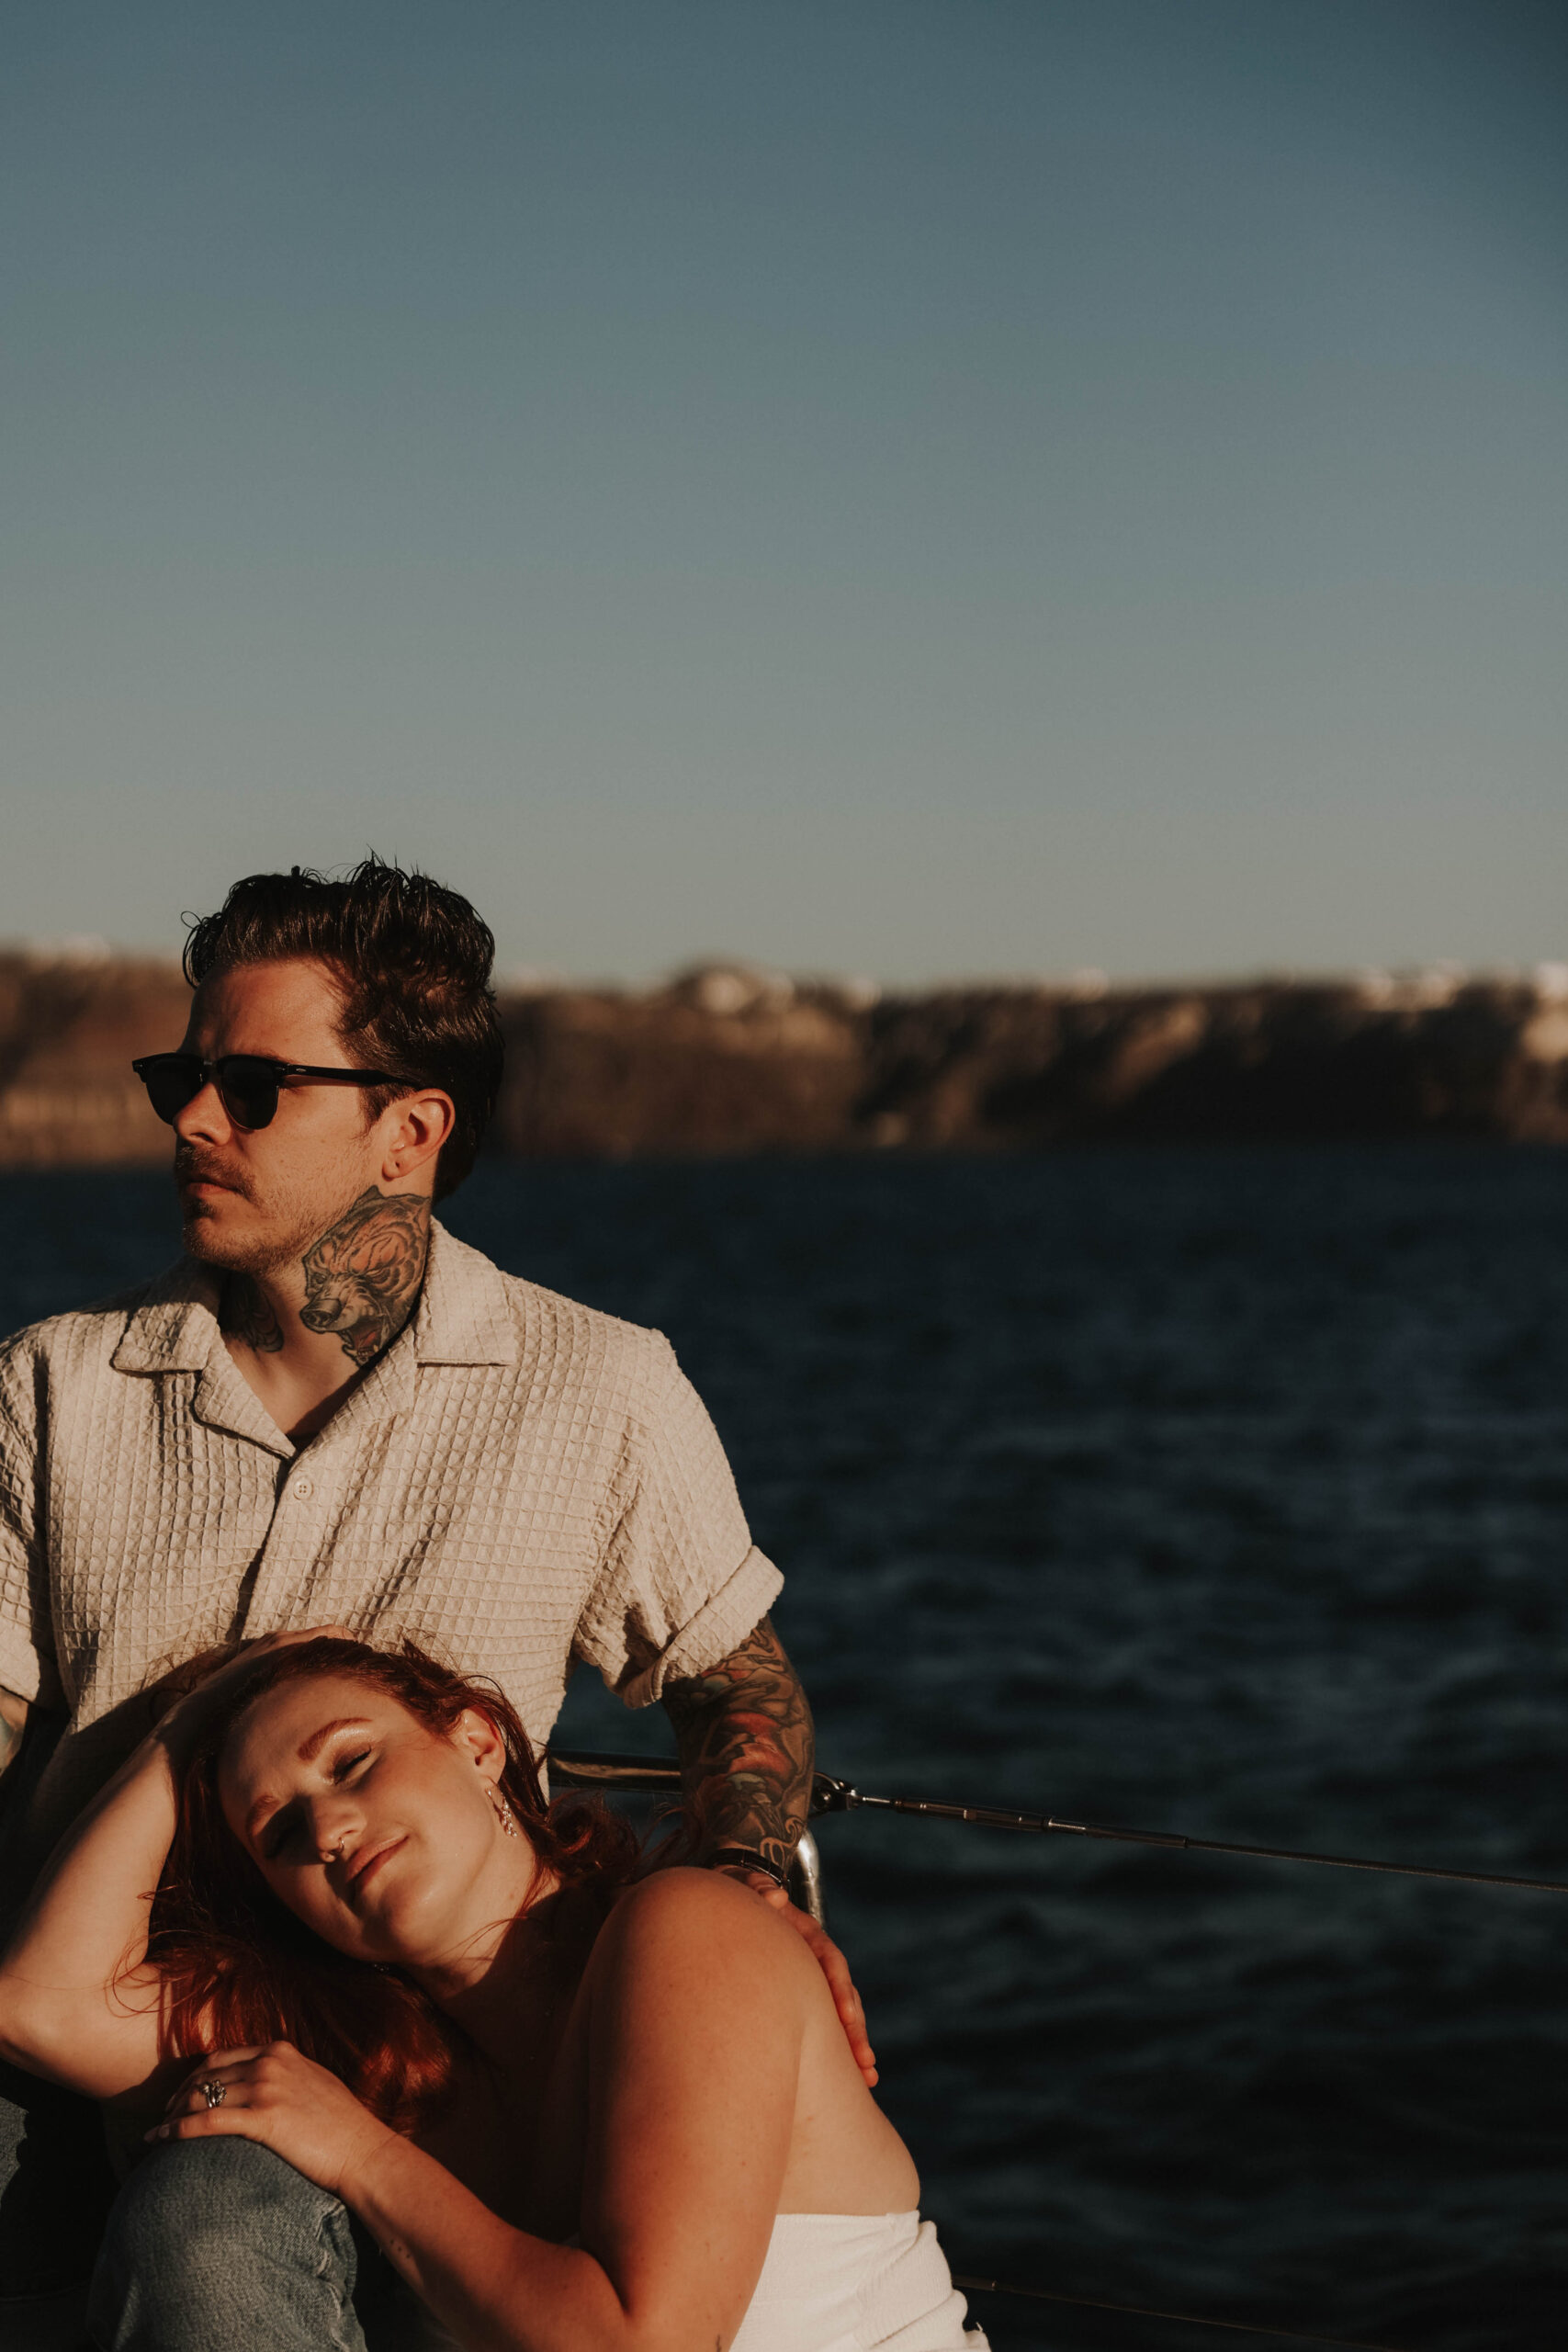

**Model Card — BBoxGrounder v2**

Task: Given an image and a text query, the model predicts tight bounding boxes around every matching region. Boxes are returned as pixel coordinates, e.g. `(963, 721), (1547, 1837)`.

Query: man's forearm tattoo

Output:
(299, 1188), (431, 1366)
(0, 1690), (28, 1781)
(221, 1272), (284, 1353)
(662, 1617), (816, 1878)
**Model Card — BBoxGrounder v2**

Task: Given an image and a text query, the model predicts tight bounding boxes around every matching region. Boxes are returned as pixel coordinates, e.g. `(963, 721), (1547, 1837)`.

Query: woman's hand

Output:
(148, 2041), (397, 2200)
(148, 1625), (355, 1765)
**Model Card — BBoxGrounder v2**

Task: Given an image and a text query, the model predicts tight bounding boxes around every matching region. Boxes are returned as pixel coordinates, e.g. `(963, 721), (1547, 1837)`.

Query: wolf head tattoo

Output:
(299, 1188), (431, 1365)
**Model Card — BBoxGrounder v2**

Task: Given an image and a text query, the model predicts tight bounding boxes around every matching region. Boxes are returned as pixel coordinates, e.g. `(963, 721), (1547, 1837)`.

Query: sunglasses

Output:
(131, 1053), (398, 1132)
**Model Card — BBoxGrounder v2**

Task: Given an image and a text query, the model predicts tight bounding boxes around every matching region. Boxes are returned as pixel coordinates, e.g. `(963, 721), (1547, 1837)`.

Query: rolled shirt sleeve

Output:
(573, 1334), (784, 1708)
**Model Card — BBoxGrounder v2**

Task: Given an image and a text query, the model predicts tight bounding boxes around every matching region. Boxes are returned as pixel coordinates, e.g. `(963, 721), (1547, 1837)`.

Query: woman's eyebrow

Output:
(297, 1715), (374, 1764)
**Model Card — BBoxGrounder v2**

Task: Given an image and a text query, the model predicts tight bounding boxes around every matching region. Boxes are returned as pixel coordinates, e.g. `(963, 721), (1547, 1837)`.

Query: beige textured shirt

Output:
(0, 1221), (781, 1844)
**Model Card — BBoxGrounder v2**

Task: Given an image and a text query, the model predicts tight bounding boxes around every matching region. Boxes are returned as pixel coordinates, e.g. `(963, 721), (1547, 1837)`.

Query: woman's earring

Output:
(491, 1786), (520, 1838)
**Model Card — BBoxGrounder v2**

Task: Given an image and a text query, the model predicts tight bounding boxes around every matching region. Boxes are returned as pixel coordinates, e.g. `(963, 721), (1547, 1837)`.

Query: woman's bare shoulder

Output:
(603, 1863), (800, 1937)
(590, 1868), (816, 1995)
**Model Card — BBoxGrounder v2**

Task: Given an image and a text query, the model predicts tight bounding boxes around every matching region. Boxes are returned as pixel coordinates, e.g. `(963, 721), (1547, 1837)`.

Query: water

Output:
(5, 1146), (1567, 2351)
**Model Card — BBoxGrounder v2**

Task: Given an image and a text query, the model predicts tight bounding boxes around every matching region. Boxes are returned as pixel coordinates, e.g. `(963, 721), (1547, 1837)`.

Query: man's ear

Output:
(378, 1090), (456, 1187)
(452, 1706), (508, 1786)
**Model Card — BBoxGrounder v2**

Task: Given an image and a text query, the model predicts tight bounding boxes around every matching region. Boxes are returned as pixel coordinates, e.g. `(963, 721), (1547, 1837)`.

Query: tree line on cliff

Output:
(2, 952), (1565, 1170)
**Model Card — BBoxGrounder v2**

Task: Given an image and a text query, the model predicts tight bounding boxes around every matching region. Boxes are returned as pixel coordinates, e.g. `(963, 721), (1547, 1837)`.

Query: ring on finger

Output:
(199, 2078), (227, 2110)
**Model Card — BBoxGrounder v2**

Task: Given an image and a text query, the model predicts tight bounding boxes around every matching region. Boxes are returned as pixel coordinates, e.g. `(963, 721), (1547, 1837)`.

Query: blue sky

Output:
(3, 1), (1564, 983)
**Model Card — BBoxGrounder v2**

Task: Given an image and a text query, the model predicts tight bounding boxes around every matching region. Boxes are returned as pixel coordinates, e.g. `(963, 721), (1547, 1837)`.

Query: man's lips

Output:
(175, 1165), (246, 1196)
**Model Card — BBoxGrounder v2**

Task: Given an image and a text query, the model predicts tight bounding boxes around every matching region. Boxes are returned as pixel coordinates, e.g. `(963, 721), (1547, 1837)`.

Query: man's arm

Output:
(0, 1689), (28, 1782)
(660, 1618), (876, 2084)
(660, 1615), (814, 1882)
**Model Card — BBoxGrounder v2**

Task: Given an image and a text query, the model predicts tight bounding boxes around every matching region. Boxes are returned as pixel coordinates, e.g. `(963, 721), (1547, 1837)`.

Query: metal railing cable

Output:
(545, 1753), (1445, 2349)
(820, 1781), (1568, 1895)
(546, 1749), (1568, 1898)
(827, 1787), (1568, 1900)
(949, 2275), (1410, 2351)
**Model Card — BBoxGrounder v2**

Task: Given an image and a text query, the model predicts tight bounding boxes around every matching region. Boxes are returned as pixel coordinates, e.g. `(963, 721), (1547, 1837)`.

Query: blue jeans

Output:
(87, 2142), (448, 2352)
(0, 2058), (117, 2298)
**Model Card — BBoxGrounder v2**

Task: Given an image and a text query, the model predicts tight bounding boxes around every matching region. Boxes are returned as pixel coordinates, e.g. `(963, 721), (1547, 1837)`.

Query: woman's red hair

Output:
(148, 1638), (642, 2135)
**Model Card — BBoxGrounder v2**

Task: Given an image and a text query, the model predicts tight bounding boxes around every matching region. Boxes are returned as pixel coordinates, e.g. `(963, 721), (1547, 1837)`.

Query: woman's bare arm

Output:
(359, 1871), (801, 2352)
(161, 1872), (811, 2352)
(0, 1729), (174, 2096)
(0, 1632), (336, 2098)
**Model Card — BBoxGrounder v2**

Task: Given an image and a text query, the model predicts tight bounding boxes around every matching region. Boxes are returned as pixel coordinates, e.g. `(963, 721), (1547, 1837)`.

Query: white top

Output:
(732, 2211), (988, 2352)
(0, 1221), (781, 1851)
(401, 2212), (987, 2352)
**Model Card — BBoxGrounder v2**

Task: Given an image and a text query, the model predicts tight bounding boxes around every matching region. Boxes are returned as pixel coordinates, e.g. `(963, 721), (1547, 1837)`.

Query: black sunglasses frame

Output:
(131, 1053), (400, 1132)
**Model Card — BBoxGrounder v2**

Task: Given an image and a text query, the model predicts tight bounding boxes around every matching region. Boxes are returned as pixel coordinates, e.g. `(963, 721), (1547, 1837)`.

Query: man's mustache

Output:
(174, 1147), (254, 1200)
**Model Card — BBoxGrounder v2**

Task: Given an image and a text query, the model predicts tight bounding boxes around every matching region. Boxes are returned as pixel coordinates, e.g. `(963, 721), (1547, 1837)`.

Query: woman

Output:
(0, 1634), (987, 2352)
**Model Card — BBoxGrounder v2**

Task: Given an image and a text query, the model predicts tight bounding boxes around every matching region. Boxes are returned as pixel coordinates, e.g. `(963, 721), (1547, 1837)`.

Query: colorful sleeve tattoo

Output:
(660, 1616), (816, 1878)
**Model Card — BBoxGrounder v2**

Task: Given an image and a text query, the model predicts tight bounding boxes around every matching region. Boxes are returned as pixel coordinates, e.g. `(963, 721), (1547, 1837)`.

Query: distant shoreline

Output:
(3, 954), (1565, 1168)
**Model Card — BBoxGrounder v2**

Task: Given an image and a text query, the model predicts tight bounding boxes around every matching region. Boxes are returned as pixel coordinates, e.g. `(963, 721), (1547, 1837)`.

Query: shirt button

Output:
(290, 1476), (315, 1500)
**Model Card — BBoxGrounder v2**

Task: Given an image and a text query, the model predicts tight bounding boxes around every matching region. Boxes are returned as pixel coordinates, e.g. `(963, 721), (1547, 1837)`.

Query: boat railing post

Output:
(788, 1827), (827, 1925)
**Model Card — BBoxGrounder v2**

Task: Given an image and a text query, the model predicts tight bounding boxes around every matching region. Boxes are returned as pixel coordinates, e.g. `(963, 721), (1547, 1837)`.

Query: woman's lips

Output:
(346, 1837), (407, 1901)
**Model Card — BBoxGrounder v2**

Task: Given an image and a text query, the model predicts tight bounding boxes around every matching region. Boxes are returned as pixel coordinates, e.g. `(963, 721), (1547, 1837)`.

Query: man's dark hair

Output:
(182, 859), (503, 1199)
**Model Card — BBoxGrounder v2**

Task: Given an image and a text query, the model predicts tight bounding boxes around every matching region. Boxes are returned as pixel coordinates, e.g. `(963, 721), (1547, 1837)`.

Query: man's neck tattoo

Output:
(299, 1187), (432, 1366)
(220, 1190), (432, 1369)
(222, 1273), (284, 1354)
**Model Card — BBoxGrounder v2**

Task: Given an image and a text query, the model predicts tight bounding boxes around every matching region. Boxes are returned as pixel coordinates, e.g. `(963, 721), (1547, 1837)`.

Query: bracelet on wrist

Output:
(707, 1846), (790, 1889)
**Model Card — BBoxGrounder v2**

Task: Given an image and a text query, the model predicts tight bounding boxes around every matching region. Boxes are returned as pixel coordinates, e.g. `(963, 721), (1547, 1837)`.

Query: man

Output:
(0, 859), (868, 2315)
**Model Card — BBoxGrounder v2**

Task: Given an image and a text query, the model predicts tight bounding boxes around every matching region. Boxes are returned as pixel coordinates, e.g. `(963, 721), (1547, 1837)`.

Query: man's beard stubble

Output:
(174, 1144), (352, 1281)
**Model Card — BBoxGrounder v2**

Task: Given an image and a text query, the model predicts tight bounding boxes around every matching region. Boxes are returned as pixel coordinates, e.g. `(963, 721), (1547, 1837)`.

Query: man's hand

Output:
(743, 1878), (877, 2086)
(664, 1620), (877, 2081)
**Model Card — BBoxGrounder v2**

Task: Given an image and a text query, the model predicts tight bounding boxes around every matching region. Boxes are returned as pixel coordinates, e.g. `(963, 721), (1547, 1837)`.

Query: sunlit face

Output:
(171, 957), (398, 1275)
(217, 1672), (537, 1971)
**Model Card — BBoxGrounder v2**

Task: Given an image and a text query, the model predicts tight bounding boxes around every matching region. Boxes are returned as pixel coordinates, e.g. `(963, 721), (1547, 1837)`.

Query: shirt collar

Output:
(109, 1216), (519, 1377)
(412, 1222), (519, 1366)
(109, 1258), (223, 1374)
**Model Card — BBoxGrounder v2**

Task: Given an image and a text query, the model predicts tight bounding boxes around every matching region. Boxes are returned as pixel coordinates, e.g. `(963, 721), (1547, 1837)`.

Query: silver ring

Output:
(199, 2078), (227, 2110)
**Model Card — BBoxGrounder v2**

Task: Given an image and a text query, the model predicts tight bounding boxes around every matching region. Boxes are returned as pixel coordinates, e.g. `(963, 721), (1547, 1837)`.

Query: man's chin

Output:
(181, 1220), (243, 1271)
(180, 1198), (271, 1273)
